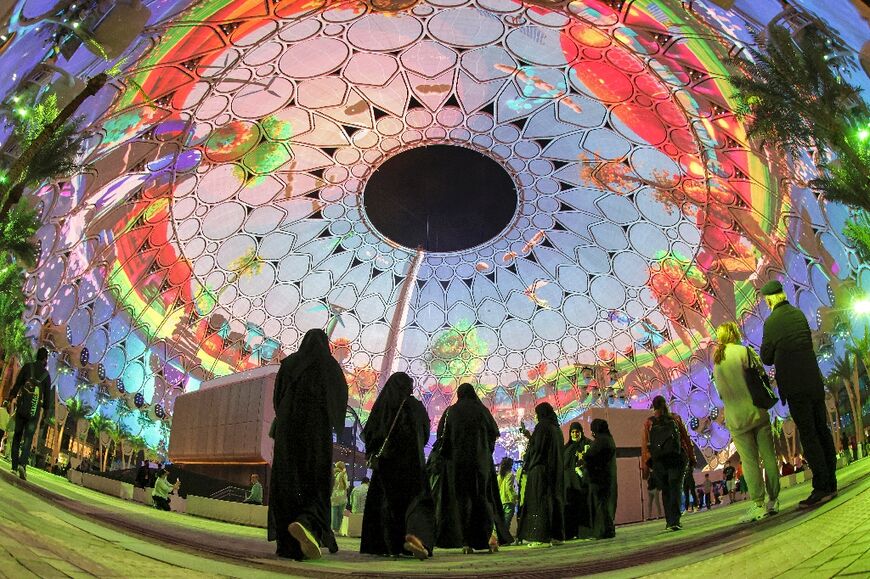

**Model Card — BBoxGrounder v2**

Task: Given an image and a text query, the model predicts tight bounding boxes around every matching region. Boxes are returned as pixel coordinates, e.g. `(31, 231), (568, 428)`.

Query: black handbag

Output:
(367, 398), (407, 471)
(744, 346), (778, 410)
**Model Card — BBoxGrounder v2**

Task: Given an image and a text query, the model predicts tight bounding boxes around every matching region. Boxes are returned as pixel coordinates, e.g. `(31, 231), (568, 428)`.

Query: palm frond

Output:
(0, 201), (41, 266)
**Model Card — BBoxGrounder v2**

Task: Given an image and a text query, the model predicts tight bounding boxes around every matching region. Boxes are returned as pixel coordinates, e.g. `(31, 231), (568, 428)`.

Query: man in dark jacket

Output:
(5, 347), (54, 480)
(759, 280), (836, 507)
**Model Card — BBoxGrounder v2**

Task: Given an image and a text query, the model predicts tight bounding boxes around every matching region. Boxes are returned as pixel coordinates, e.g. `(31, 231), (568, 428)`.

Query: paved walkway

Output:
(0, 458), (867, 578)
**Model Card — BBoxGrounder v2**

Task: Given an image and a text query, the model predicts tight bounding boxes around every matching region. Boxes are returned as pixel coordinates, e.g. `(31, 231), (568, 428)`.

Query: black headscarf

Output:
(457, 382), (478, 402)
(564, 421), (589, 454)
(535, 402), (559, 425)
(274, 328), (347, 433)
(285, 329), (332, 381)
(590, 419), (611, 436)
(362, 372), (414, 452)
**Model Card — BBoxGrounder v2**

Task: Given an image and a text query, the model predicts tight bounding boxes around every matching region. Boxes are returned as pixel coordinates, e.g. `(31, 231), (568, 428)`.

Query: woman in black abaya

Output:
(517, 402), (564, 547)
(431, 383), (500, 553)
(268, 329), (348, 560)
(584, 418), (617, 539)
(360, 372), (434, 560)
(563, 422), (593, 539)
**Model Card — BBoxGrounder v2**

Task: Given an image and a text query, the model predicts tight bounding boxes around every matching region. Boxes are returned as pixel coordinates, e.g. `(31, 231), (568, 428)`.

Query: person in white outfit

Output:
(712, 322), (780, 523)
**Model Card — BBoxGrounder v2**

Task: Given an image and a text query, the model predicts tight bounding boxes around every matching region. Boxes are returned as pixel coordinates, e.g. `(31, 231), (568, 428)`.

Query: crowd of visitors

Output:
(264, 276), (853, 562)
(0, 278), (852, 564)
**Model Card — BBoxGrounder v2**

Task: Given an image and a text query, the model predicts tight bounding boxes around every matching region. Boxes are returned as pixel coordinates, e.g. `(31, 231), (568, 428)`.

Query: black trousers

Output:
(651, 462), (683, 527)
(153, 496), (171, 511)
(10, 417), (37, 471)
(682, 485), (696, 509)
(788, 397), (837, 493)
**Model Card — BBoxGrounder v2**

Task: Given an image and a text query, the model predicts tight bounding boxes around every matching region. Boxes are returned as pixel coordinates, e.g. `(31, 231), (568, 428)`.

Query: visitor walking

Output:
(703, 474), (712, 509)
(331, 462), (349, 533)
(350, 477), (369, 514)
(268, 328), (349, 561)
(840, 432), (851, 463)
(585, 419), (617, 539)
(713, 321), (781, 521)
(563, 422), (592, 539)
(759, 280), (837, 507)
(642, 395), (694, 531)
(723, 461), (737, 503)
(431, 383), (500, 554)
(517, 402), (565, 548)
(360, 372), (434, 560)
(682, 470), (697, 513)
(498, 457), (518, 530)
(5, 347), (53, 480)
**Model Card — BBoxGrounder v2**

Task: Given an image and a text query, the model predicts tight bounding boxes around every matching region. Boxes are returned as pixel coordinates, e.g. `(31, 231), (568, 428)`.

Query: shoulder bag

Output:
(744, 346), (778, 410)
(367, 398), (407, 471)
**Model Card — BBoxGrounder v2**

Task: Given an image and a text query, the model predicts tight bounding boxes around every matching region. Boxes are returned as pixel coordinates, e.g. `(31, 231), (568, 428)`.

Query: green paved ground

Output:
(1, 458), (868, 578)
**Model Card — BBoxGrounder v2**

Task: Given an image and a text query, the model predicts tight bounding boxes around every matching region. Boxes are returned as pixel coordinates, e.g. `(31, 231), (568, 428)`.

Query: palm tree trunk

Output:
(54, 421), (66, 461)
(846, 354), (864, 445)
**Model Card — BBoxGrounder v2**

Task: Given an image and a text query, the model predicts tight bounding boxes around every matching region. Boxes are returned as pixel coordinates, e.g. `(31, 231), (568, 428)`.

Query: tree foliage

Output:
(0, 200), (41, 267)
(728, 23), (870, 212)
(0, 261), (31, 362)
(843, 211), (870, 263)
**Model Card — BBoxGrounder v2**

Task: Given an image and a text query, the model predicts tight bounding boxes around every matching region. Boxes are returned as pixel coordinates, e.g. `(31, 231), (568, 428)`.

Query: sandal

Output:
(403, 535), (428, 561)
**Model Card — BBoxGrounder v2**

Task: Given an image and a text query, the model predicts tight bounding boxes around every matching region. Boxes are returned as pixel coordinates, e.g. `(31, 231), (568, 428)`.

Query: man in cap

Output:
(759, 280), (837, 507)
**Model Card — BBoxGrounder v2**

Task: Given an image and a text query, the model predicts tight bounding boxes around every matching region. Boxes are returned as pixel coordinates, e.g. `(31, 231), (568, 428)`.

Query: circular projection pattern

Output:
(363, 145), (518, 252)
(18, 0), (858, 456)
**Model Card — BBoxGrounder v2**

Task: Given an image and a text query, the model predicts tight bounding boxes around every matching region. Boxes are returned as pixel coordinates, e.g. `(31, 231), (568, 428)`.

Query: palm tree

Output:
(824, 373), (844, 445)
(0, 200), (41, 267)
(728, 24), (870, 211)
(830, 354), (864, 446)
(0, 260), (32, 390)
(729, 25), (858, 154)
(0, 75), (106, 217)
(64, 396), (93, 452)
(846, 340), (867, 446)
(843, 212), (870, 265)
(88, 414), (112, 471)
(132, 434), (148, 455)
(106, 421), (132, 471)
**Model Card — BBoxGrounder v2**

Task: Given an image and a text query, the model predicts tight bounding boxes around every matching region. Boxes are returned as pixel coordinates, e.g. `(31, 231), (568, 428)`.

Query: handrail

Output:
(208, 486), (247, 502)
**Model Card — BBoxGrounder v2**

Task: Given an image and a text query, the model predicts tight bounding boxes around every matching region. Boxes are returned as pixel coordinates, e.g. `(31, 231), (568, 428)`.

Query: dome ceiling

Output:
(9, 0), (858, 458)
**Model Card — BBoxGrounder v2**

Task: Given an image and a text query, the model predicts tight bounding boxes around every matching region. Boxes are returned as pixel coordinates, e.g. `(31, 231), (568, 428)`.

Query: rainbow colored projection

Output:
(4, 0), (860, 460)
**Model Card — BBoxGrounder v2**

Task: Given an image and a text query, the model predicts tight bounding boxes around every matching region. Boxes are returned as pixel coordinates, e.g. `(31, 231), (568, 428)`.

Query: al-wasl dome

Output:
(3, 0), (869, 456)
(0, 0), (869, 572)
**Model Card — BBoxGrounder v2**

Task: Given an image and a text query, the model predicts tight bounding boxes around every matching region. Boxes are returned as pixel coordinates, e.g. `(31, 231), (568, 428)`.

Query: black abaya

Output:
(585, 431), (617, 539)
(563, 434), (592, 539)
(431, 384), (500, 550)
(268, 329), (348, 559)
(360, 372), (434, 556)
(517, 404), (565, 543)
